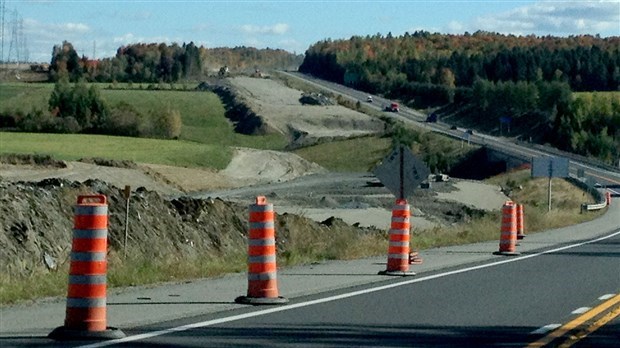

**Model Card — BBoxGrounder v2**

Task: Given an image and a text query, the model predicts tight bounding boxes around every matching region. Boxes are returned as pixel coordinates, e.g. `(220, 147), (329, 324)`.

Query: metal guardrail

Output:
(569, 177), (609, 212)
(582, 201), (608, 211)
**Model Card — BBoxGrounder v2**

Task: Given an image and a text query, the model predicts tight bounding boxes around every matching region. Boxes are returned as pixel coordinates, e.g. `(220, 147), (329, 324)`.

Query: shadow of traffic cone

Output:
(379, 199), (416, 276)
(493, 200), (520, 256)
(516, 203), (526, 240)
(49, 195), (125, 341)
(235, 196), (288, 305)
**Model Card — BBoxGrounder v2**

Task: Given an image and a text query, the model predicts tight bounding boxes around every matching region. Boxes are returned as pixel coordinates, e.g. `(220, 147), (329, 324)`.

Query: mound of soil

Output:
(0, 179), (380, 278)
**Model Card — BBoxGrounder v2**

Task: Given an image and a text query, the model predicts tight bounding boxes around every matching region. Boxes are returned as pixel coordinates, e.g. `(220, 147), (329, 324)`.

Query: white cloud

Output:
(240, 23), (290, 35)
(448, 0), (620, 36)
(446, 21), (464, 33)
(112, 33), (181, 45)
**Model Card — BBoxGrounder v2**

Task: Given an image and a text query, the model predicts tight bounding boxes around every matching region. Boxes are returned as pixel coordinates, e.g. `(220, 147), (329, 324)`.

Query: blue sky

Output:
(3, 0), (619, 63)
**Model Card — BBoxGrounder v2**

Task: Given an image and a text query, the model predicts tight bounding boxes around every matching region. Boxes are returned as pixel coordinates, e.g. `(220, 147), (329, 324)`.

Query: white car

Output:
(366, 96), (373, 102)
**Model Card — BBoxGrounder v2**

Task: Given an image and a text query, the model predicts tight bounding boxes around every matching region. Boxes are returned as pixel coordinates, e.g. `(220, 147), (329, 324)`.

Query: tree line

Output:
(50, 41), (304, 83)
(298, 31), (620, 164)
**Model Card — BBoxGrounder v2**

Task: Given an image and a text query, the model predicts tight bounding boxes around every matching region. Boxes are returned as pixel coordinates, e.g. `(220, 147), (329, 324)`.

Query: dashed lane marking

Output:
(571, 307), (590, 315)
(531, 324), (561, 335)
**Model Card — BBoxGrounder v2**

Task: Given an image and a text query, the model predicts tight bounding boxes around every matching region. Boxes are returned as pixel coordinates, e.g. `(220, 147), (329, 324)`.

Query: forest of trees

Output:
(49, 41), (304, 83)
(42, 33), (620, 164)
(299, 31), (620, 164)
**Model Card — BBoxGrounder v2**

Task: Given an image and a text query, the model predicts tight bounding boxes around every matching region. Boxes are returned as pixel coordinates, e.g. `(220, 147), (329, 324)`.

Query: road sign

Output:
(373, 146), (430, 199)
(531, 156), (569, 178)
(531, 156), (570, 212)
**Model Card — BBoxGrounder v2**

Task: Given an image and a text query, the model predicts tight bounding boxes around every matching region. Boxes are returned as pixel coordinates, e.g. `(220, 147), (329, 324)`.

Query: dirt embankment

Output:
(0, 177), (380, 277)
(202, 76), (386, 149)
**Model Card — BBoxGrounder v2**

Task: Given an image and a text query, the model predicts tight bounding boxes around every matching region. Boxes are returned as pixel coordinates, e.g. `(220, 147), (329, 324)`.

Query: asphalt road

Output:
(70, 230), (619, 348)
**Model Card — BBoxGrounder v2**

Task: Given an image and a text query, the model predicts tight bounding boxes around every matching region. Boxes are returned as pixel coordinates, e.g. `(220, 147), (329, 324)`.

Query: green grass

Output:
(0, 83), (53, 114)
(0, 83), (288, 149)
(0, 132), (232, 169)
(574, 91), (620, 99)
(294, 136), (392, 172)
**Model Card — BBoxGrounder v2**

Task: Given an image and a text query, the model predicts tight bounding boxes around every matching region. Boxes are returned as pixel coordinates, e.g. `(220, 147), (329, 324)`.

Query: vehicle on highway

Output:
(384, 102), (399, 112)
(466, 129), (474, 135)
(366, 95), (373, 102)
(426, 112), (438, 123)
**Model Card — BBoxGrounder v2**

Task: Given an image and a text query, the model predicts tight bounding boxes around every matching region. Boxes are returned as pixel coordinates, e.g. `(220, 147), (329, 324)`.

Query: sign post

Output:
(123, 185), (131, 258)
(531, 157), (569, 211)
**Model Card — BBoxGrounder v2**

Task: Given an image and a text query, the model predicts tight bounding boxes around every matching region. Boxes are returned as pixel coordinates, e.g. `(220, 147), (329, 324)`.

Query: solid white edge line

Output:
(79, 229), (620, 348)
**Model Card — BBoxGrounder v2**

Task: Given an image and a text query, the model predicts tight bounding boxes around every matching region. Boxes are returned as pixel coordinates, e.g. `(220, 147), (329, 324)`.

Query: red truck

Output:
(384, 102), (399, 112)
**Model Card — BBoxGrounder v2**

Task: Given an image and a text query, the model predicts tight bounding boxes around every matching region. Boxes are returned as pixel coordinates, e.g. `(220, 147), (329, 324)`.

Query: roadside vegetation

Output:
(0, 132), (232, 169)
(293, 120), (475, 174)
(414, 169), (604, 249)
(0, 167), (603, 305)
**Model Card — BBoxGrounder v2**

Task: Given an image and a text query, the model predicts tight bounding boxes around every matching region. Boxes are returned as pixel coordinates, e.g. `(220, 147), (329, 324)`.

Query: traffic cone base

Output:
(378, 270), (416, 276)
(234, 295), (289, 305)
(48, 326), (125, 341)
(493, 250), (521, 256)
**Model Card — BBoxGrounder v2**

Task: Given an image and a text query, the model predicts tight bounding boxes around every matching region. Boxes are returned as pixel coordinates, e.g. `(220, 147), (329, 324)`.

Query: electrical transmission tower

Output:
(1, 0), (6, 63)
(7, 9), (27, 64)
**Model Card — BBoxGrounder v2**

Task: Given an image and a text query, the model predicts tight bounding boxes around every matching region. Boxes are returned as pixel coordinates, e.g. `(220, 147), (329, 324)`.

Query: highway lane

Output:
(280, 71), (620, 194)
(78, 230), (620, 348)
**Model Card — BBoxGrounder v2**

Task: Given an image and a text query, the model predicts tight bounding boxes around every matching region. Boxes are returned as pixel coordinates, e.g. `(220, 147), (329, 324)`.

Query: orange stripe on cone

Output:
(49, 194), (124, 340)
(380, 199), (416, 275)
(235, 196), (288, 305)
(494, 201), (520, 256)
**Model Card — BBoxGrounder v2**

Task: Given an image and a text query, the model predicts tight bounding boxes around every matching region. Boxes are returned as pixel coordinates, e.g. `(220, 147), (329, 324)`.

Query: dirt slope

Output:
(228, 76), (385, 147)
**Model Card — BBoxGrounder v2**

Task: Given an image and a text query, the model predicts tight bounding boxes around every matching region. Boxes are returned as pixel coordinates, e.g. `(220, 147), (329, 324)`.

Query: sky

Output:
(1, 0), (619, 63)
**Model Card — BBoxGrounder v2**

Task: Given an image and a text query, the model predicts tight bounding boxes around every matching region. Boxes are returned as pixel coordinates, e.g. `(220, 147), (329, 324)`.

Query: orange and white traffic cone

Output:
(49, 195), (124, 341)
(516, 203), (526, 240)
(493, 200), (520, 256)
(235, 196), (288, 305)
(606, 191), (612, 206)
(379, 199), (416, 276)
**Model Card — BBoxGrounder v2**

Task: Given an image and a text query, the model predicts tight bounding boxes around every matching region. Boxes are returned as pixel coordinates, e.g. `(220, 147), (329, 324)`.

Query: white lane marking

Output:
(599, 294), (616, 300)
(531, 324), (561, 335)
(572, 307), (590, 314)
(79, 229), (620, 348)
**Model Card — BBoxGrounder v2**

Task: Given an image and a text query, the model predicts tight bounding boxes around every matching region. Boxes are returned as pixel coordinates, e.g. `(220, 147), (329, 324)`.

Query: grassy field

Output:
(0, 132), (232, 168)
(293, 136), (392, 172)
(0, 82), (287, 168)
